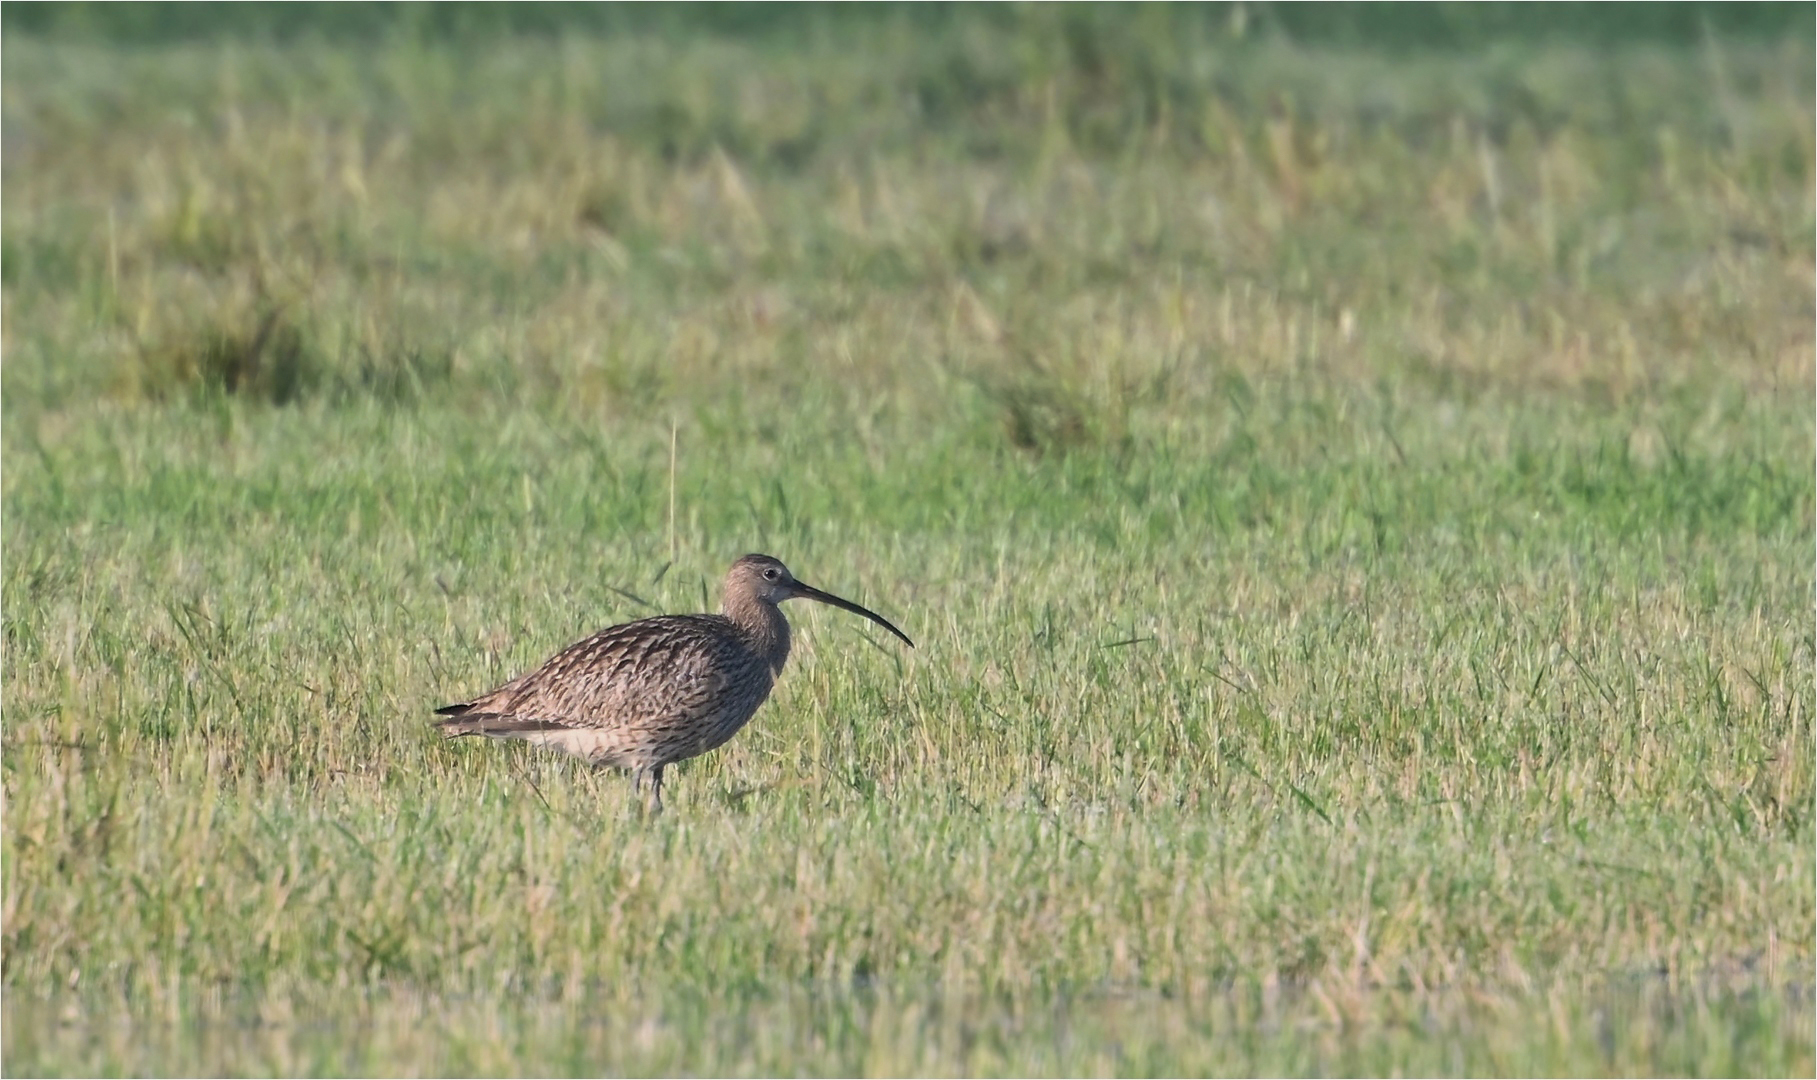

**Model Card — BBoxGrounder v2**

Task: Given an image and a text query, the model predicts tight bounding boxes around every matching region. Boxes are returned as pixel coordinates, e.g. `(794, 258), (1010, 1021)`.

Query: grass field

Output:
(3, 7), (1813, 1075)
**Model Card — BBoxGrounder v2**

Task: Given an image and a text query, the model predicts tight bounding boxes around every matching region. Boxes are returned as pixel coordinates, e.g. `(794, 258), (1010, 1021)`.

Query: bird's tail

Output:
(433, 701), (488, 736)
(434, 705), (572, 739)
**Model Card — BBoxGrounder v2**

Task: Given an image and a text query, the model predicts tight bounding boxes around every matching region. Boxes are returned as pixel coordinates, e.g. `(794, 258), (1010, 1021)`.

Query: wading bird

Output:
(434, 554), (912, 812)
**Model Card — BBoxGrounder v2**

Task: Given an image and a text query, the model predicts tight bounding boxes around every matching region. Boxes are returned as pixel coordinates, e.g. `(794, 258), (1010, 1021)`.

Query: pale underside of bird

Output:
(433, 554), (913, 812)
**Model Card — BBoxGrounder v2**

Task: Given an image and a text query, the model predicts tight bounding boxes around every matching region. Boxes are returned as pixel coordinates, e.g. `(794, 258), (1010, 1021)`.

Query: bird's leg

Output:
(647, 765), (665, 815)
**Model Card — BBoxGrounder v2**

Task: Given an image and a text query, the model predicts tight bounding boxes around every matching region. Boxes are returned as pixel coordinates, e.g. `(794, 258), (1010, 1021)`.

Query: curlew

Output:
(433, 554), (913, 812)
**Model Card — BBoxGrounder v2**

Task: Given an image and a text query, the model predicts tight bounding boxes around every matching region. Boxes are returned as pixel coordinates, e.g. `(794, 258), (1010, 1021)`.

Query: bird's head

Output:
(725, 554), (913, 648)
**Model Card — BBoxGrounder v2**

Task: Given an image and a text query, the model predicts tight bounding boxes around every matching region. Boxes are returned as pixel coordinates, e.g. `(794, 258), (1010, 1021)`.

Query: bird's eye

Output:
(763, 567), (780, 581)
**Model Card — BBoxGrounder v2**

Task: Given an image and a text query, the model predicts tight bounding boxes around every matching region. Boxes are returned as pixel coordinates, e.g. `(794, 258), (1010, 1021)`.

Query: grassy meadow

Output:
(3, 7), (1813, 1075)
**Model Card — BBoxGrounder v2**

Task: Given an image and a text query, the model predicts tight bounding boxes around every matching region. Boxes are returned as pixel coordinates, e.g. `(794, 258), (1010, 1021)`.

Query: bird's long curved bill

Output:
(793, 582), (915, 648)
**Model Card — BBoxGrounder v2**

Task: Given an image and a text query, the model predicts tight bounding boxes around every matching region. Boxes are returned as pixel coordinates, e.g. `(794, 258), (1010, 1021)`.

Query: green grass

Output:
(3, 9), (1813, 1076)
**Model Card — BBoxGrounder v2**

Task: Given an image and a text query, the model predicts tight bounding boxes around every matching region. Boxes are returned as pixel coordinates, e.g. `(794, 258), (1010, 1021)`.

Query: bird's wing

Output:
(438, 615), (751, 731)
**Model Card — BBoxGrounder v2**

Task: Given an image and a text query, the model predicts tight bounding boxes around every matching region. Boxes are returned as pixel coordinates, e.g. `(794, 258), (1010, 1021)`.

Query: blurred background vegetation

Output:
(6, 1), (1812, 49)
(5, 1), (1811, 421)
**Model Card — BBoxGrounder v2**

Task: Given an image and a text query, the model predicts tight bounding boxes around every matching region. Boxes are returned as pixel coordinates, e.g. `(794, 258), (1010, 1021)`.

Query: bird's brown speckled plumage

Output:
(433, 554), (912, 812)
